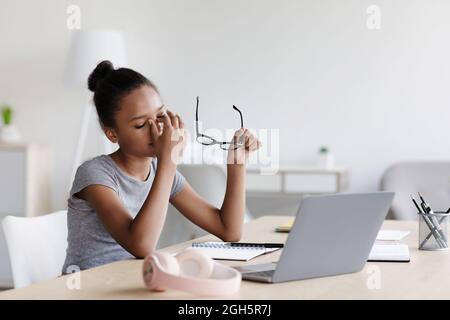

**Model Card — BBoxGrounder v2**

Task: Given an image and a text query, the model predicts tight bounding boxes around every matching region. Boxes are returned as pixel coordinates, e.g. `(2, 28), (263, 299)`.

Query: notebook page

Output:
(368, 244), (410, 262)
(376, 230), (410, 241)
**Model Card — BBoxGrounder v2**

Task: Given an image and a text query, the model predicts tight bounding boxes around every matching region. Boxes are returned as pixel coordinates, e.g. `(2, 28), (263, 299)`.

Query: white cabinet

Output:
(0, 144), (52, 288)
(246, 166), (349, 195)
(245, 166), (350, 217)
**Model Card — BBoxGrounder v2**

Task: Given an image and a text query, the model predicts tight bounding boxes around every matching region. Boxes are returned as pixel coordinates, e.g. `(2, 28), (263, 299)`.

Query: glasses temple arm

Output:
(195, 96), (200, 135)
(232, 105), (244, 128)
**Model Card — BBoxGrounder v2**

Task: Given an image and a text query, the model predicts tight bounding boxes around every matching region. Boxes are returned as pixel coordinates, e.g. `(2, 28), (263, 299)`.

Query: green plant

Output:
(2, 105), (12, 125)
(319, 146), (329, 154)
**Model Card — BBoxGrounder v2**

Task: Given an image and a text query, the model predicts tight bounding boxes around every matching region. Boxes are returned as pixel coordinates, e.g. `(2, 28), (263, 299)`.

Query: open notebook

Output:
(190, 242), (410, 262)
(190, 242), (281, 261)
(275, 219), (410, 262)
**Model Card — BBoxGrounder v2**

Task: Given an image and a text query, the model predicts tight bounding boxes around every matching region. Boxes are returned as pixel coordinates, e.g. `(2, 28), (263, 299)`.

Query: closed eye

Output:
(135, 123), (146, 129)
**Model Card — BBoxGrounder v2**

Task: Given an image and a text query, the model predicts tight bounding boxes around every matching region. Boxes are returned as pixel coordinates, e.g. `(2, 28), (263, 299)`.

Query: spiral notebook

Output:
(190, 242), (281, 261)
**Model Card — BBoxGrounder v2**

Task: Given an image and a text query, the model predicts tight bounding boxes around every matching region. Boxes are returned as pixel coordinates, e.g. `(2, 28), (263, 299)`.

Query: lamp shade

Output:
(65, 29), (127, 87)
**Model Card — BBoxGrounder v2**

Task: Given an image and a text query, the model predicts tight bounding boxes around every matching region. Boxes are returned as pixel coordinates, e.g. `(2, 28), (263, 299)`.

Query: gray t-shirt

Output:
(62, 154), (185, 274)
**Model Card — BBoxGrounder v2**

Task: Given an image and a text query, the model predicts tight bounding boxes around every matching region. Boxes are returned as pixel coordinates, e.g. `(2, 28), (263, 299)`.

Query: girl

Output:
(62, 60), (261, 273)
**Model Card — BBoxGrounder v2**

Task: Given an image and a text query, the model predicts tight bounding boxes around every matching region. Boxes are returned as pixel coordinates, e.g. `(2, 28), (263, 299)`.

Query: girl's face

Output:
(106, 85), (166, 157)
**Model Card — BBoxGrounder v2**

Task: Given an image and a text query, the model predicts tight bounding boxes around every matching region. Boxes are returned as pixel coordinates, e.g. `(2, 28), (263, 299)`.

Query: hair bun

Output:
(88, 60), (114, 92)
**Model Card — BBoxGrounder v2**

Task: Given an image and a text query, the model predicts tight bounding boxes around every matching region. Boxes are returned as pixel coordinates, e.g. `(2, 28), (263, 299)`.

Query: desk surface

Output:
(0, 216), (448, 300)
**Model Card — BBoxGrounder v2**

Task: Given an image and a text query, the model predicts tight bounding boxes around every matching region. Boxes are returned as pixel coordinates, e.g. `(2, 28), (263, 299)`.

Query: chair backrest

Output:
(160, 164), (253, 244)
(380, 162), (450, 220)
(177, 164), (253, 222)
(1, 210), (68, 288)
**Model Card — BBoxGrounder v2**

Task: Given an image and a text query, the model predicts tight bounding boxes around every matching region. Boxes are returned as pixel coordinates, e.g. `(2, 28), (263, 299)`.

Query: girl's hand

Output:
(149, 110), (186, 166)
(227, 128), (261, 165)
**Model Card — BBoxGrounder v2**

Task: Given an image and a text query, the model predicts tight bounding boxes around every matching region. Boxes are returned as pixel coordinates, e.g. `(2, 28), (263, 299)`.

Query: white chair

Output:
(380, 162), (450, 220)
(1, 210), (68, 288)
(158, 164), (253, 248)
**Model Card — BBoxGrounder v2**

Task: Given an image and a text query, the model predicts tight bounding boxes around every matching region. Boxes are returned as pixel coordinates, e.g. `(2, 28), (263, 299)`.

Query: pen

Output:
(419, 192), (437, 215)
(418, 192), (447, 246)
(421, 215), (448, 248)
(229, 242), (284, 248)
(420, 202), (429, 215)
(411, 195), (423, 213)
(418, 192), (426, 206)
(412, 195), (446, 248)
(421, 210), (446, 248)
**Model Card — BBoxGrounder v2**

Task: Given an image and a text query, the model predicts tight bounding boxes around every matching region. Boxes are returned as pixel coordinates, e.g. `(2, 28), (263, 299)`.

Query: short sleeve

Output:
(170, 170), (186, 198)
(69, 158), (118, 198)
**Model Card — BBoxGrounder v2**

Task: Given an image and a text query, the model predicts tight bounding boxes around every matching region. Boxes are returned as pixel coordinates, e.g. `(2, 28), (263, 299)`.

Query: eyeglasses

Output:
(195, 96), (244, 150)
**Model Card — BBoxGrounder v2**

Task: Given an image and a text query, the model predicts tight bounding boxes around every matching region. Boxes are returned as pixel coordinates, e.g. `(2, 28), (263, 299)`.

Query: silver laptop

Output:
(234, 192), (395, 283)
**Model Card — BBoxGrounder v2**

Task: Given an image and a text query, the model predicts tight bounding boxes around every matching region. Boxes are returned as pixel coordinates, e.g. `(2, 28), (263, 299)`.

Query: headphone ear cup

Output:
(143, 252), (180, 292)
(156, 252), (180, 275)
(175, 248), (214, 278)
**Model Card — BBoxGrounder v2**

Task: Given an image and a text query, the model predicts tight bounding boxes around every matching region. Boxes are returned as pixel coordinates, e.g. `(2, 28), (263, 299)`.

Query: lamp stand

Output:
(69, 98), (116, 191)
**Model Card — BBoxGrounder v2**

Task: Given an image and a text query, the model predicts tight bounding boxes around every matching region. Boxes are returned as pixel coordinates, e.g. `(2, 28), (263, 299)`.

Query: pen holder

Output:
(418, 212), (450, 251)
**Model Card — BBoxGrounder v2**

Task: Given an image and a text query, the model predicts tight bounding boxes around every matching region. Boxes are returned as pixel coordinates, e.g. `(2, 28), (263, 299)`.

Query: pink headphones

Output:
(143, 248), (242, 296)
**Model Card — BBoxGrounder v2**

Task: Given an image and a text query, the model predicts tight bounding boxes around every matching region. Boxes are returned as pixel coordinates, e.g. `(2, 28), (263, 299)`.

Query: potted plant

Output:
(317, 145), (334, 169)
(0, 105), (21, 143)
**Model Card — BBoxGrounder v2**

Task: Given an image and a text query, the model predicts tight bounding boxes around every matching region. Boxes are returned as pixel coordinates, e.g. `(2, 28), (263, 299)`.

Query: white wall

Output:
(1, 0), (450, 211)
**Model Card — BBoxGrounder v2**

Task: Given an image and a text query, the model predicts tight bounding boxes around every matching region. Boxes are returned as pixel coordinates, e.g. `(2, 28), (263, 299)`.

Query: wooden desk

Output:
(0, 216), (449, 299)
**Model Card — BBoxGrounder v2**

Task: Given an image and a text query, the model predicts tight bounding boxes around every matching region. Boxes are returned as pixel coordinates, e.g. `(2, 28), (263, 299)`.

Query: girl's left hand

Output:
(227, 128), (261, 165)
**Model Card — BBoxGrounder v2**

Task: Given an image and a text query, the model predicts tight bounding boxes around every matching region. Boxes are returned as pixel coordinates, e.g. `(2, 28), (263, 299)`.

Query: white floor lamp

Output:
(65, 29), (127, 189)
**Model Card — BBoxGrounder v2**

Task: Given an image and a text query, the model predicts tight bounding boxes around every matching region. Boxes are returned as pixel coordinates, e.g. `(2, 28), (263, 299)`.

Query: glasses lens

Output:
(197, 135), (215, 145)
